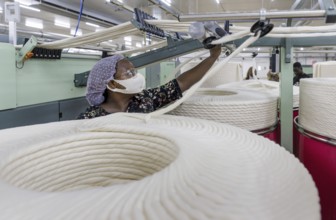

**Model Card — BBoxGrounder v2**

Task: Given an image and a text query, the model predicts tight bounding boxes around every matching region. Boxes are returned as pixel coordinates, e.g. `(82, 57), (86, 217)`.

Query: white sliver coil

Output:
(180, 62), (243, 88)
(201, 62), (243, 87)
(217, 80), (300, 108)
(313, 61), (336, 78)
(299, 78), (336, 139)
(169, 88), (278, 131)
(0, 113), (320, 220)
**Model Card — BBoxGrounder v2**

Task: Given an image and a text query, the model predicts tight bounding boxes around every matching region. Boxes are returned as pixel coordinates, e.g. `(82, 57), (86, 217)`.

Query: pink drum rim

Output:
(294, 116), (336, 146)
(253, 119), (279, 135)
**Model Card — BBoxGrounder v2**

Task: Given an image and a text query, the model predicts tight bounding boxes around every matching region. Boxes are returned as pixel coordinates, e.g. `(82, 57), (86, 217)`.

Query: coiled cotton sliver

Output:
(217, 80), (300, 108)
(299, 78), (336, 139)
(313, 61), (336, 78)
(0, 113), (319, 220)
(169, 88), (278, 131)
(180, 62), (243, 88)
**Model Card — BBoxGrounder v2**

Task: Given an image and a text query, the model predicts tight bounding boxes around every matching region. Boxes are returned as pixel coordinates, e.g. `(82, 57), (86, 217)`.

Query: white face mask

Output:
(107, 74), (145, 94)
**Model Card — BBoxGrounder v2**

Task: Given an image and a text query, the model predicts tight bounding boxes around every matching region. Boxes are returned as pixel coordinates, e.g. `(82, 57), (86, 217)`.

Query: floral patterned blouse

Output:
(77, 79), (182, 119)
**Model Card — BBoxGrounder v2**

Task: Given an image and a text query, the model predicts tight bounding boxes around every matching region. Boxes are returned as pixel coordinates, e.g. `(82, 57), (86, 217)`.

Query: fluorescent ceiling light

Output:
(117, 0), (123, 3)
(161, 0), (171, 7)
(0, 6), (3, 13)
(125, 41), (132, 46)
(136, 42), (142, 48)
(54, 16), (70, 28)
(25, 18), (43, 29)
(15, 0), (40, 6)
(124, 36), (132, 42)
(55, 19), (70, 28)
(216, 0), (220, 4)
(86, 22), (100, 28)
(20, 5), (40, 12)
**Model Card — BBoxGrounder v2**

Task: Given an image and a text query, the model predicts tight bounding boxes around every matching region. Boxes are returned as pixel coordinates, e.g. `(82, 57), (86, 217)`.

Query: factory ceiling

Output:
(0, 0), (333, 51)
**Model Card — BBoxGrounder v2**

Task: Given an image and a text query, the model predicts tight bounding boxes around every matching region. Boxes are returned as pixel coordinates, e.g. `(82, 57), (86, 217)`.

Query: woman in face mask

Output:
(77, 45), (221, 119)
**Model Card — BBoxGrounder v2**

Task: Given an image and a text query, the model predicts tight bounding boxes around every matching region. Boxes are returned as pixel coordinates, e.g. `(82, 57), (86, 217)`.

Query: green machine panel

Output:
(160, 62), (176, 85)
(16, 56), (98, 107)
(0, 43), (16, 110)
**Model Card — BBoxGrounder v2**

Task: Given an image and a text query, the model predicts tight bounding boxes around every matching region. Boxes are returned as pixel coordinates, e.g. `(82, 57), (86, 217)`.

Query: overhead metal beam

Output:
(129, 33), (336, 69)
(130, 35), (336, 66)
(290, 0), (315, 26)
(105, 0), (134, 13)
(294, 2), (320, 26)
(179, 10), (326, 22)
(318, 0), (336, 23)
(147, 0), (180, 19)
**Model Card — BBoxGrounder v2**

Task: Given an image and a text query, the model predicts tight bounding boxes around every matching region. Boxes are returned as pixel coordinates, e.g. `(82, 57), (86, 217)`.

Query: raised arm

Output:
(176, 45), (221, 92)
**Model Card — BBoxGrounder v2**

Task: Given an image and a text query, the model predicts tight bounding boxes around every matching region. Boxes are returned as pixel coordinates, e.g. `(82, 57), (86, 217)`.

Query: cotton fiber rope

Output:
(36, 19), (336, 51)
(147, 20), (336, 34)
(0, 113), (320, 220)
(39, 22), (140, 49)
(112, 40), (168, 55)
(38, 20), (252, 50)
(217, 80), (300, 108)
(37, 20), (336, 49)
(266, 32), (336, 38)
(145, 19), (192, 33)
(228, 25), (336, 38)
(146, 19), (336, 37)
(230, 24), (336, 33)
(145, 30), (258, 120)
(299, 78), (336, 139)
(168, 88), (278, 131)
(313, 61), (336, 78)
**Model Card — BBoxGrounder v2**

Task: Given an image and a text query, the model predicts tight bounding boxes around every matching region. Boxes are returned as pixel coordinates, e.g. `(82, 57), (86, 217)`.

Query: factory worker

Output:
(293, 62), (311, 86)
(77, 45), (221, 119)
